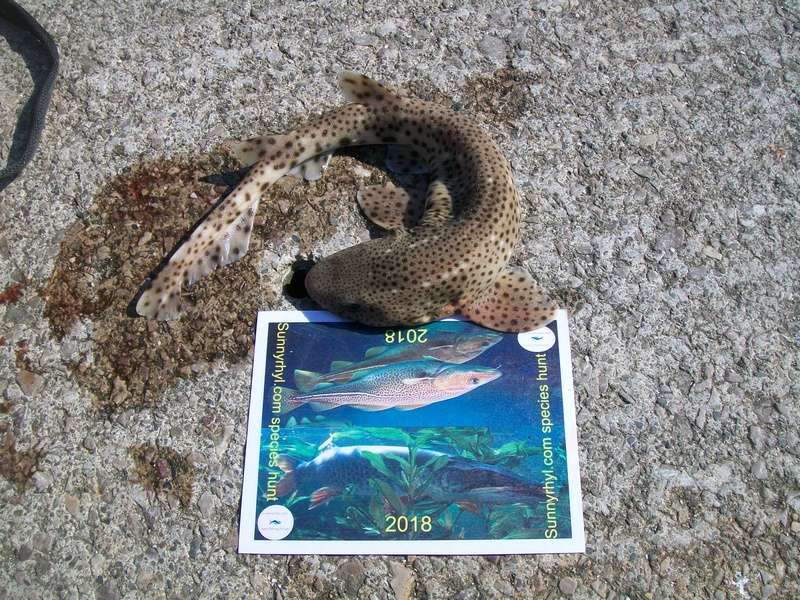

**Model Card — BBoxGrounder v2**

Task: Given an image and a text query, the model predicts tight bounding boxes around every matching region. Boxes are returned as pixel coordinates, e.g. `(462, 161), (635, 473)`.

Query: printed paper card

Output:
(239, 310), (584, 554)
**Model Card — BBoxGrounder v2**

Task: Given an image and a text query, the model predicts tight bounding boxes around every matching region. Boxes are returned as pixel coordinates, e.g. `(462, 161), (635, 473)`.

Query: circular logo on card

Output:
(517, 327), (556, 353)
(257, 505), (294, 540)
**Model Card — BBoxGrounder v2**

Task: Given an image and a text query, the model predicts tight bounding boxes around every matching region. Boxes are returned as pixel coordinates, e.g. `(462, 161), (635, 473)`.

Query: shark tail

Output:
(135, 72), (402, 321)
(134, 175), (265, 320)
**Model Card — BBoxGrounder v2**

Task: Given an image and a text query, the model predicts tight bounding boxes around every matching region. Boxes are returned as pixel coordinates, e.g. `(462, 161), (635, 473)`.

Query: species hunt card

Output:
(239, 310), (584, 555)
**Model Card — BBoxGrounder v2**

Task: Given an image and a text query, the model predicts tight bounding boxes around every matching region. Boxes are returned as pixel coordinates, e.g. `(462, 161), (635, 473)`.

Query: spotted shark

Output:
(135, 72), (557, 332)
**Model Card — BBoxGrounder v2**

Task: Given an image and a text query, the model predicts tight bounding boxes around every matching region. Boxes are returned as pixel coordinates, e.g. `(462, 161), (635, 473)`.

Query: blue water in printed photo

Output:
(253, 319), (572, 542)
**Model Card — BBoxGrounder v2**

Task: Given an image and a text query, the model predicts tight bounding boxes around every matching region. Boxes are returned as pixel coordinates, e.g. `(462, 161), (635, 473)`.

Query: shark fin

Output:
(339, 72), (402, 106)
(419, 180), (454, 227)
(357, 183), (426, 231)
(459, 267), (557, 333)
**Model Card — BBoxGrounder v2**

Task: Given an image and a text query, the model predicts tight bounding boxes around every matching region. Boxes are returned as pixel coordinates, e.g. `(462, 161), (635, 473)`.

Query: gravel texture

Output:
(1, 1), (799, 598)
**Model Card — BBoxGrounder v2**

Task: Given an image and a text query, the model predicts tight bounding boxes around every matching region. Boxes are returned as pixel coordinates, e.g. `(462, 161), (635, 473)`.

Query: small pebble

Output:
(31, 471), (52, 492)
(478, 35), (507, 61)
(751, 461), (768, 480)
(559, 577), (578, 595)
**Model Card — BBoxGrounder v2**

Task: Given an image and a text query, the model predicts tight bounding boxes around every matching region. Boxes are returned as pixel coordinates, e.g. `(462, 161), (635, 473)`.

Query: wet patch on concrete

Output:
(409, 68), (538, 125)
(404, 79), (455, 109)
(42, 150), (384, 413)
(130, 444), (195, 509)
(461, 68), (538, 123)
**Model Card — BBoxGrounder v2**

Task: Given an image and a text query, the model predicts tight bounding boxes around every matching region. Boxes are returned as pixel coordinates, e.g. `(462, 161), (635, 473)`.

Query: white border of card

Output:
(239, 310), (584, 555)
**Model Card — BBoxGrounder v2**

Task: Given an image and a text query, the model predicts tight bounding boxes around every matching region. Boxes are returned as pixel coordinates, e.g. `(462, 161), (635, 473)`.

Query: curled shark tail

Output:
(135, 177), (264, 320)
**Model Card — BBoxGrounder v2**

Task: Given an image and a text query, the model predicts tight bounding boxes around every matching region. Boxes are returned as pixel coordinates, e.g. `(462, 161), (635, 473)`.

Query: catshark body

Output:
(135, 73), (556, 332)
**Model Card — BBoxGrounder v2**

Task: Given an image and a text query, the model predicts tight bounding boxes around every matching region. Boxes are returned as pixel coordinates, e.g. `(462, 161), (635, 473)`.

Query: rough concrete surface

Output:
(1, 0), (798, 598)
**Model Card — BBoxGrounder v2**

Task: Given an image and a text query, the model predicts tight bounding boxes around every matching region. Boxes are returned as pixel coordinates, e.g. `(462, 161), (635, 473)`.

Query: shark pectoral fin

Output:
(385, 145), (431, 175)
(356, 183), (426, 231)
(287, 151), (333, 182)
(459, 267), (558, 333)
(309, 486), (341, 509)
(293, 369), (323, 393)
(419, 180), (454, 227)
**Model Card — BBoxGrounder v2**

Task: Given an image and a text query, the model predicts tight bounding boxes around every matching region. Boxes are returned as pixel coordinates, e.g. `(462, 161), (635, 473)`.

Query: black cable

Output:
(0, 0), (59, 193)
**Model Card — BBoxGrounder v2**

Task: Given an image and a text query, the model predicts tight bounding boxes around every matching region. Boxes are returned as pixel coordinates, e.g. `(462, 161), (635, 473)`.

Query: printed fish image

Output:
(135, 72), (557, 332)
(277, 361), (500, 413)
(294, 321), (502, 393)
(276, 445), (545, 510)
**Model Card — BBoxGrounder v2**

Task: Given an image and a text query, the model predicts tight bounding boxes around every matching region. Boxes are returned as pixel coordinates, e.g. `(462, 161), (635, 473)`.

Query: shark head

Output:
(305, 238), (440, 326)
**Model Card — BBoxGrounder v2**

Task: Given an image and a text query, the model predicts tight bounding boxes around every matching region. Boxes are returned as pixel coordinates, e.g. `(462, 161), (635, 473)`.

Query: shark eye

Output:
(470, 377), (480, 385)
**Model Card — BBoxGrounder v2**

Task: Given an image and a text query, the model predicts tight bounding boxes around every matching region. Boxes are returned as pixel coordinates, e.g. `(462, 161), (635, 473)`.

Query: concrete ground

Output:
(1, 0), (798, 598)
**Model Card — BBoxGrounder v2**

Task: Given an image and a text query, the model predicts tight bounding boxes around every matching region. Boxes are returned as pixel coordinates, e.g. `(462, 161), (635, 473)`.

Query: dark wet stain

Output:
(404, 79), (455, 109)
(42, 149), (387, 413)
(14, 338), (29, 369)
(552, 287), (587, 315)
(409, 68), (538, 124)
(0, 422), (44, 490)
(283, 258), (315, 299)
(461, 68), (538, 123)
(130, 444), (195, 509)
